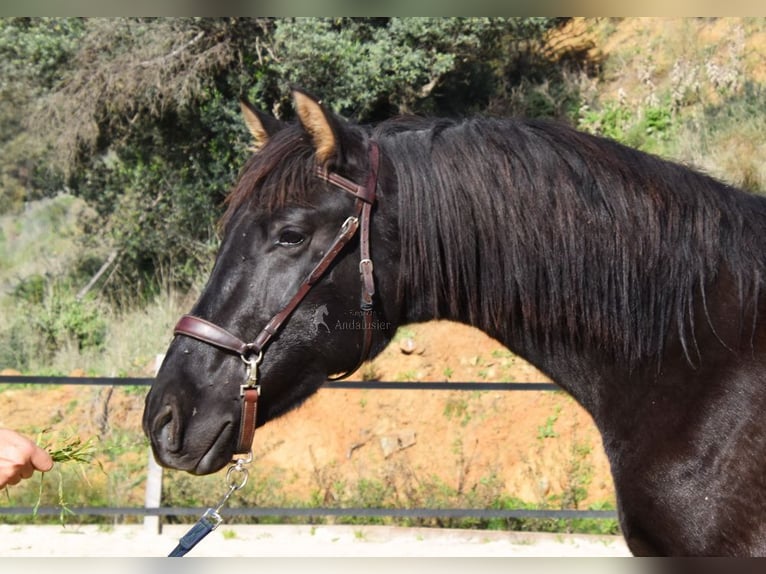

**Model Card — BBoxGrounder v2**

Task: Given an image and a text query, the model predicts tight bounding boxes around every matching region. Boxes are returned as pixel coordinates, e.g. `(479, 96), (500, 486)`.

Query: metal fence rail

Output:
(0, 375), (559, 392)
(0, 375), (617, 524)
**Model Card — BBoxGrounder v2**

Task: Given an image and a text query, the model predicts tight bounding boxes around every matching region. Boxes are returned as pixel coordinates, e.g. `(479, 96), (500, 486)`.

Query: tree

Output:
(0, 17), (85, 212)
(267, 17), (569, 120)
(30, 18), (273, 300)
(17, 17), (585, 304)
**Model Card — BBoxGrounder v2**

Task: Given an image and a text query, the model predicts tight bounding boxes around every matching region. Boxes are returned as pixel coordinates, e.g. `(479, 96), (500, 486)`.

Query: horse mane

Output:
(376, 116), (766, 366)
(222, 112), (766, 368)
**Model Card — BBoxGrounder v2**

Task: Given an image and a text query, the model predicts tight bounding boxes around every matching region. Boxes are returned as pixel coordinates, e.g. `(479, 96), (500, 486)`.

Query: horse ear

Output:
(292, 88), (338, 164)
(240, 98), (284, 152)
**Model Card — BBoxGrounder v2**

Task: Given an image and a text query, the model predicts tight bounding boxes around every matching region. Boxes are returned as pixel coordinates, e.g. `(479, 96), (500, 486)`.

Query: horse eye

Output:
(276, 229), (305, 247)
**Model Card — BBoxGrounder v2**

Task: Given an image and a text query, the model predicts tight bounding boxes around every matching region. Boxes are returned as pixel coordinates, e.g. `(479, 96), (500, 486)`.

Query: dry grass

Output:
(577, 18), (766, 193)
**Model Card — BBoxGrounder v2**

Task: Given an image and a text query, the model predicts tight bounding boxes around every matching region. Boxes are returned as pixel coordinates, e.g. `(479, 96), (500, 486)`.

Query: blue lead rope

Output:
(167, 452), (252, 557)
(168, 508), (223, 557)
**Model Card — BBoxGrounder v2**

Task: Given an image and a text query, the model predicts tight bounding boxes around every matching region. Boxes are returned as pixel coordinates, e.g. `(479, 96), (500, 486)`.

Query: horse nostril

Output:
(153, 403), (183, 453)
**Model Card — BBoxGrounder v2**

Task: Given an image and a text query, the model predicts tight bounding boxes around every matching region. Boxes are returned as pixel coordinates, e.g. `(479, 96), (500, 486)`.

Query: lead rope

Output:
(167, 451), (252, 557)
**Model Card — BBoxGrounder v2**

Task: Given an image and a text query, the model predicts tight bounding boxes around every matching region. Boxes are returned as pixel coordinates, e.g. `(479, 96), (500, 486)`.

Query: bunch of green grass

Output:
(34, 431), (100, 524)
(45, 434), (96, 465)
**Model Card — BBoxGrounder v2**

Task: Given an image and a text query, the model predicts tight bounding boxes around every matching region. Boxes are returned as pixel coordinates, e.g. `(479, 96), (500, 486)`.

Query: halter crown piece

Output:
(172, 141), (380, 455)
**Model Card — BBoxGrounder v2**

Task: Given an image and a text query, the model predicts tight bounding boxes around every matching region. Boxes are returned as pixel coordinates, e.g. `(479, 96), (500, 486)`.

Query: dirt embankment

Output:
(1, 320), (615, 513)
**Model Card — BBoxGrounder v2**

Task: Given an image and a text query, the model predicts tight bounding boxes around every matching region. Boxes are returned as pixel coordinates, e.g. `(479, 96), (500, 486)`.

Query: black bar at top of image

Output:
(0, 375), (558, 391)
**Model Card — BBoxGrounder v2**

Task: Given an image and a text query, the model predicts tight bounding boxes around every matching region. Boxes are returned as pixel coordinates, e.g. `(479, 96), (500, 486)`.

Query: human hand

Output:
(0, 428), (54, 488)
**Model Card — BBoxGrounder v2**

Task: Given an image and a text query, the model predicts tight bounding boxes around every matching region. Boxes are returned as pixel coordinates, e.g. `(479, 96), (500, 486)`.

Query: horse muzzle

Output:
(143, 384), (238, 475)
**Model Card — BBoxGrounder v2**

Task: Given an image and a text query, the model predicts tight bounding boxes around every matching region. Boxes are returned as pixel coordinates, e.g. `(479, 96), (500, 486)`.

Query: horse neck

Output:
(384, 117), (766, 414)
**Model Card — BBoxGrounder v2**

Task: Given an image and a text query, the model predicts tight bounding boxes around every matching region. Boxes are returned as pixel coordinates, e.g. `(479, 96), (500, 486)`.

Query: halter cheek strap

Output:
(173, 141), (380, 455)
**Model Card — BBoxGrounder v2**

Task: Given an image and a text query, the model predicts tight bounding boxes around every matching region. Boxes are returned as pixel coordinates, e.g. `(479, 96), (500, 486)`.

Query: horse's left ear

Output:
(240, 98), (285, 152)
(292, 88), (338, 164)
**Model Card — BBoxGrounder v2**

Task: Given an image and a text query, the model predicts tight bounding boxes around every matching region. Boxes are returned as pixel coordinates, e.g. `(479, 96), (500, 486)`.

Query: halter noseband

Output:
(171, 142), (380, 455)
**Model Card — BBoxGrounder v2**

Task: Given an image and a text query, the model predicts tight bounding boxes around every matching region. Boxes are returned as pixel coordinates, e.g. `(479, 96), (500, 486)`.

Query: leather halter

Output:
(172, 142), (380, 455)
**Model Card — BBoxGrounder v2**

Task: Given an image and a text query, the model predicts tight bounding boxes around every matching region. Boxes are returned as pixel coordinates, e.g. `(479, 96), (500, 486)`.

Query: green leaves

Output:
(2, 17), (572, 308)
(0, 18), (85, 213)
(270, 18), (562, 119)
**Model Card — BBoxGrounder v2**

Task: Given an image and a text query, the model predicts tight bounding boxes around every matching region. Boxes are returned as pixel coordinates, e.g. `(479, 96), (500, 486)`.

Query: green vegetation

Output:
(0, 17), (572, 311)
(537, 406), (561, 440)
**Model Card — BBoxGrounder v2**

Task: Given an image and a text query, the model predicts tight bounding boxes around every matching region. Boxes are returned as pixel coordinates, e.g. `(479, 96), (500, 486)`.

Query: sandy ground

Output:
(0, 523), (630, 557)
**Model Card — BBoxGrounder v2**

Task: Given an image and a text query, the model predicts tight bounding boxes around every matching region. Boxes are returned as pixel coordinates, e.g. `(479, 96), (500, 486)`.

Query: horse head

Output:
(143, 90), (399, 474)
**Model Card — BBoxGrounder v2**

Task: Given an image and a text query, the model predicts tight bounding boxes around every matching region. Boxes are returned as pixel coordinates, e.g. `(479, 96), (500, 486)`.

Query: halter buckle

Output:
(359, 258), (373, 274)
(240, 383), (261, 397)
(341, 216), (359, 234)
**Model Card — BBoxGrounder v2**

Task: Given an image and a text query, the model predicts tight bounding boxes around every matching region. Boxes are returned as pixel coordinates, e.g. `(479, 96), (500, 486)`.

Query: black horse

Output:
(143, 89), (766, 556)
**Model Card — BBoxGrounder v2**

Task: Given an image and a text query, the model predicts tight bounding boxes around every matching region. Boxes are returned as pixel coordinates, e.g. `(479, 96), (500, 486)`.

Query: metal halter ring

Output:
(241, 350), (263, 390)
(226, 458), (251, 491)
(241, 350), (263, 368)
(235, 450), (254, 465)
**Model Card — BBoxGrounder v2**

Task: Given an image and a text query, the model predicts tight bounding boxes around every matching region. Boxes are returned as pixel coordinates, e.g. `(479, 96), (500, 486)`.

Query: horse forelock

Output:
(220, 127), (318, 231)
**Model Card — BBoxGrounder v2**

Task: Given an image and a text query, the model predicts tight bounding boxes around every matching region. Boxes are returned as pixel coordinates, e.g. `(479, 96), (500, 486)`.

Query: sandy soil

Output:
(0, 523), (629, 557)
(1, 321), (616, 511)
